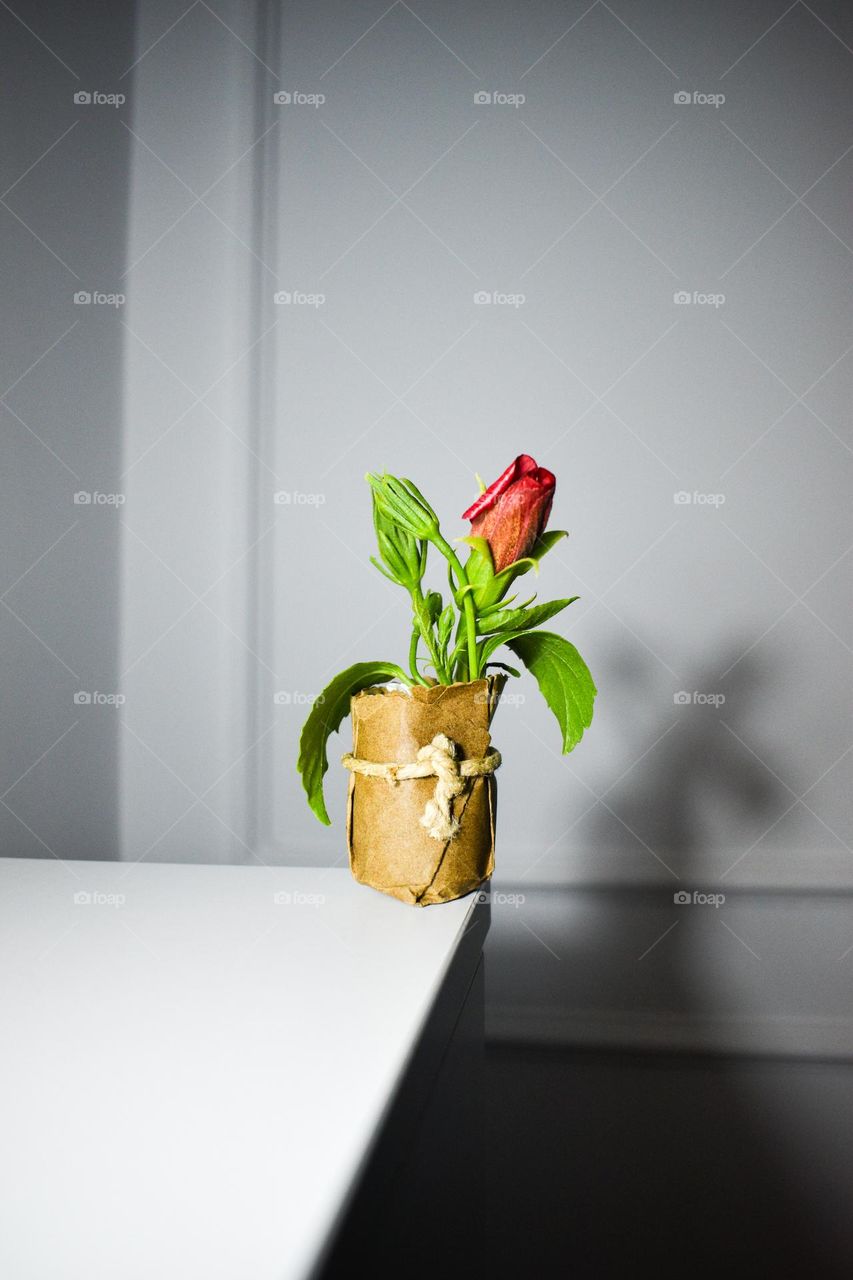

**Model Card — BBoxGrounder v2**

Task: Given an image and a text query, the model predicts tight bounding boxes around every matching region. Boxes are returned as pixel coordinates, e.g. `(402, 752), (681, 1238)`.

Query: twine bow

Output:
(341, 733), (501, 842)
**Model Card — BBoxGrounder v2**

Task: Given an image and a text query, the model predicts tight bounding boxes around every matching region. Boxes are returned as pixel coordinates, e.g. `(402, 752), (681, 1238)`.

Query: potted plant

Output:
(297, 454), (597, 905)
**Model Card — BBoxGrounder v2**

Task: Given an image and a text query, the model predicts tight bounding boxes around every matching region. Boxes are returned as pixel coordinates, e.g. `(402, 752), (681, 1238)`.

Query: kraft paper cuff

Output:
(345, 675), (506, 907)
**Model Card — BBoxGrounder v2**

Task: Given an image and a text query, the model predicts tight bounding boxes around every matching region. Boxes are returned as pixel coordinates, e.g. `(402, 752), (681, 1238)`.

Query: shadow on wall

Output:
(589, 641), (788, 881)
(484, 644), (852, 1276)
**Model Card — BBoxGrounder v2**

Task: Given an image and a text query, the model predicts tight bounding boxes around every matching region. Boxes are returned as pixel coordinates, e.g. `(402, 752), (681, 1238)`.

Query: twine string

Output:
(341, 733), (501, 842)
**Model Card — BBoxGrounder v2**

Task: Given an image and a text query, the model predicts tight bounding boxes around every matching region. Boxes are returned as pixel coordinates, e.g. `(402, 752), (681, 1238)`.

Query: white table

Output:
(0, 858), (488, 1280)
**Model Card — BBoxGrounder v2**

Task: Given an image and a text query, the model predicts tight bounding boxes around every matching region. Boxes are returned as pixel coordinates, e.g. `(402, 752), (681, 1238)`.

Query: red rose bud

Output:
(462, 454), (556, 572)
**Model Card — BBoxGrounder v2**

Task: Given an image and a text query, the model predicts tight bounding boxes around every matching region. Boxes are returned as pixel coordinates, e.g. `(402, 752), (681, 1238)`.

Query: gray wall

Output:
(1, 0), (135, 859)
(263, 0), (852, 889)
(3, 0), (851, 895)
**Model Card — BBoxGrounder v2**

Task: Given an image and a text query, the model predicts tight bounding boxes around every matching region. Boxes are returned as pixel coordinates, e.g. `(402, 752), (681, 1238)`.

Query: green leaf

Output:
(423, 590), (443, 625)
(478, 597), (579, 635)
(485, 661), (521, 677)
(369, 555), (397, 584)
(477, 629), (523, 666)
(476, 592), (524, 619)
(505, 630), (596, 753)
(529, 529), (569, 562)
(437, 603), (455, 652)
(460, 531), (570, 610)
(297, 661), (409, 825)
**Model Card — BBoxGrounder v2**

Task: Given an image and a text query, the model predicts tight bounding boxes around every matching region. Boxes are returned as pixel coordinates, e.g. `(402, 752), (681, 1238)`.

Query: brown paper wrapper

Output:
(345, 676), (506, 907)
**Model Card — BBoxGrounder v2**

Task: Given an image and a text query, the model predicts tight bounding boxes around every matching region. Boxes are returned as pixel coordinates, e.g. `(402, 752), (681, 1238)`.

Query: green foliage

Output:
(505, 631), (597, 753)
(297, 472), (597, 824)
(297, 661), (409, 824)
(477, 597), (579, 635)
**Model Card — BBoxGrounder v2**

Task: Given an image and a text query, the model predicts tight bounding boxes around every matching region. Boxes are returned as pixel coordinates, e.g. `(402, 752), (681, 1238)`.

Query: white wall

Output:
(18, 0), (845, 891)
(119, 0), (274, 863)
(260, 0), (852, 890)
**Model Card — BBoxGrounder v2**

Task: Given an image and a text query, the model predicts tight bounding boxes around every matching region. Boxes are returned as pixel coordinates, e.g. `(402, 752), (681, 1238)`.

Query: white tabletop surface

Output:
(0, 857), (482, 1280)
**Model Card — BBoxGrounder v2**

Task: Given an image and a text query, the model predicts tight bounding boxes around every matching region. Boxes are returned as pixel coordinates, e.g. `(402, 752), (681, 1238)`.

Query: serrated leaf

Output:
(297, 661), (409, 825)
(478, 597), (579, 635)
(505, 630), (596, 753)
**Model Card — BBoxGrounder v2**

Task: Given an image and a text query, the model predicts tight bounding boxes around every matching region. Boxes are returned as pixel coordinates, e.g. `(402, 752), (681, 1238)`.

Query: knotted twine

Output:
(341, 733), (502, 842)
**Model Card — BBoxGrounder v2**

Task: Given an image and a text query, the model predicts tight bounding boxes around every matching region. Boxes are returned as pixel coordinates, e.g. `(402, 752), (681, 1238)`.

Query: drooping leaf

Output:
(478, 597), (579, 635)
(297, 661), (409, 824)
(505, 630), (596, 753)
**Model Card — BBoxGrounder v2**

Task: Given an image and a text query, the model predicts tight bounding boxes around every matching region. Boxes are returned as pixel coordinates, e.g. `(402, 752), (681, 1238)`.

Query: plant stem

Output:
(434, 535), (479, 681)
(411, 589), (448, 683)
(408, 626), (429, 685)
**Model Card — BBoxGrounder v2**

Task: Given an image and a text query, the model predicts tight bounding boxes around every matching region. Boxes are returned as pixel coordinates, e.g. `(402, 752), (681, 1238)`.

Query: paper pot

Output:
(345, 675), (506, 907)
